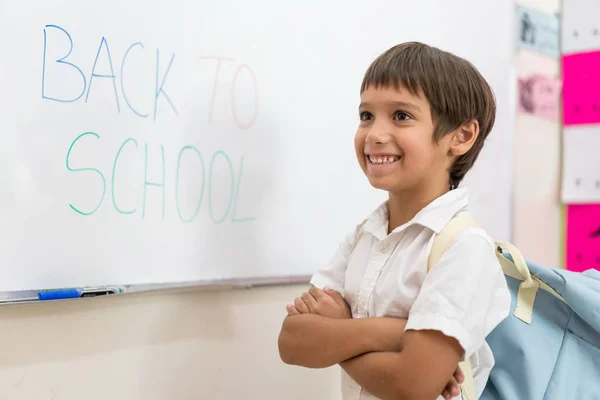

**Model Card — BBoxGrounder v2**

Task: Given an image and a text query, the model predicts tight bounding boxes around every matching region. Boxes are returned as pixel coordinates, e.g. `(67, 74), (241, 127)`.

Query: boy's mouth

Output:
(367, 154), (402, 165)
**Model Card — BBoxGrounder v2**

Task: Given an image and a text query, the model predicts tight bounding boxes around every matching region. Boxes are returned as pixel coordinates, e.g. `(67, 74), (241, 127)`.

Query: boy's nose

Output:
(365, 118), (394, 144)
(365, 127), (391, 144)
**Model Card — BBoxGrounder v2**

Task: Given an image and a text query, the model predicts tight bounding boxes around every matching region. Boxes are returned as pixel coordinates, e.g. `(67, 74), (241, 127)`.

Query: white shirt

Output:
(310, 187), (511, 400)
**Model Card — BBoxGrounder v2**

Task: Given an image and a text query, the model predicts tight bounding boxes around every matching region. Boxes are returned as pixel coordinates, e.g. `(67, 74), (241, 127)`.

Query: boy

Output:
(278, 42), (511, 400)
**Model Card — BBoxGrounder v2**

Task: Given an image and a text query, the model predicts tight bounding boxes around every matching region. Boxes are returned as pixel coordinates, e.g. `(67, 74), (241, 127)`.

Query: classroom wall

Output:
(0, 2), (564, 399)
(512, 0), (563, 268)
(0, 285), (342, 399)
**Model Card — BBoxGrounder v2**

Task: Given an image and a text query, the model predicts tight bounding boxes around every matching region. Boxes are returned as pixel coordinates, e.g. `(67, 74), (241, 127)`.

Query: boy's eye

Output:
(359, 111), (373, 121)
(393, 111), (411, 121)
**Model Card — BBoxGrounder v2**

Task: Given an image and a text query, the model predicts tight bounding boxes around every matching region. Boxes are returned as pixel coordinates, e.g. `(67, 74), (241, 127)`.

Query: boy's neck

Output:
(387, 183), (450, 234)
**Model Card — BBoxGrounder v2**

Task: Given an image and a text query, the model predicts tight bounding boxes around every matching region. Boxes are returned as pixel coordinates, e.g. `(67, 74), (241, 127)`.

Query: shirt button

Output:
(380, 243), (389, 252)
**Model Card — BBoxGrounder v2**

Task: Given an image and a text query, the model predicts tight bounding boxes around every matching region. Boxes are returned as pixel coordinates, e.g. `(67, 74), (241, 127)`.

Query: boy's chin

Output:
(367, 177), (405, 193)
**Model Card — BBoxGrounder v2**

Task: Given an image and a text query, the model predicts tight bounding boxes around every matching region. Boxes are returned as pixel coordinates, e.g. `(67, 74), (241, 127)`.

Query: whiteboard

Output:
(0, 0), (514, 291)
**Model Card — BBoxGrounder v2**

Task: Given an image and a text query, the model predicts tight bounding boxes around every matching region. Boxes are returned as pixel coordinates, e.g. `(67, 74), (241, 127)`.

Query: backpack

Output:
(429, 214), (600, 400)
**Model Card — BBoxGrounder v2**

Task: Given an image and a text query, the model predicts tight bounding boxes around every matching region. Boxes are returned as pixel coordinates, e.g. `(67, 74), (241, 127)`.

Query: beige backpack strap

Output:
(427, 214), (478, 271)
(495, 241), (565, 323)
(427, 214), (479, 400)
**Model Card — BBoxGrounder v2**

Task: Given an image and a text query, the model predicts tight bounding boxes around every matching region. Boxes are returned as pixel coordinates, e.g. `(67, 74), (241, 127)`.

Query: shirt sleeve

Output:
(405, 227), (511, 358)
(309, 223), (363, 296)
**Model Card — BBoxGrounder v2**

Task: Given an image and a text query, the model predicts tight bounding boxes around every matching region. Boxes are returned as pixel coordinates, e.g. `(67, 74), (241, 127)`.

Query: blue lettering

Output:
(86, 37), (120, 112)
(208, 151), (234, 224)
(231, 156), (255, 223)
(175, 146), (205, 223)
(112, 138), (138, 215)
(142, 143), (166, 218)
(65, 132), (106, 215)
(42, 25), (87, 102)
(121, 42), (148, 118)
(154, 49), (179, 121)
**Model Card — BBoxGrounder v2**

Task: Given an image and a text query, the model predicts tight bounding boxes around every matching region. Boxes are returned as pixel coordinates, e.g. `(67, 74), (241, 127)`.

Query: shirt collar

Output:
(363, 186), (470, 240)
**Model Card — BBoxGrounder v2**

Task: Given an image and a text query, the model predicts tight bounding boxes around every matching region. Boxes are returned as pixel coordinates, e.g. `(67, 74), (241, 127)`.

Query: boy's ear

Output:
(450, 120), (479, 156)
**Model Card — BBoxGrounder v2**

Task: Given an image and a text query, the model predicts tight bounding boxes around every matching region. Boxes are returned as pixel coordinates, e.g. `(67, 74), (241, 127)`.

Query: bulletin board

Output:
(561, 0), (600, 272)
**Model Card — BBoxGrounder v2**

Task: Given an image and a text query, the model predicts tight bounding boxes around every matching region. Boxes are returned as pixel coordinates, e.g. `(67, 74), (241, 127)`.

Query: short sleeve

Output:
(309, 223), (363, 296)
(405, 228), (511, 358)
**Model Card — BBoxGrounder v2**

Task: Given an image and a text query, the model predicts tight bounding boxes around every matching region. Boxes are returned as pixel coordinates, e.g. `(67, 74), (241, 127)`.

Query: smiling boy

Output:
(278, 42), (511, 400)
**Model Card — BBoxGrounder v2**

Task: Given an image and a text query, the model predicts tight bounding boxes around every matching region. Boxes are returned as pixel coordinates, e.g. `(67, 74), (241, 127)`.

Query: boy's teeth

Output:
(369, 155), (399, 164)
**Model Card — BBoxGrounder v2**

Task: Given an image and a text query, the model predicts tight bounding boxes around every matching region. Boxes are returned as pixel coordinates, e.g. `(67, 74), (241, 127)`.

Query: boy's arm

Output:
(278, 314), (406, 368)
(339, 230), (511, 400)
(340, 330), (462, 400)
(281, 288), (465, 399)
(278, 222), (366, 368)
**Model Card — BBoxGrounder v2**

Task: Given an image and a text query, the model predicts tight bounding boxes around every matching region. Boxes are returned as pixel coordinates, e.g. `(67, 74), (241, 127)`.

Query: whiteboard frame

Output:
(0, 276), (312, 305)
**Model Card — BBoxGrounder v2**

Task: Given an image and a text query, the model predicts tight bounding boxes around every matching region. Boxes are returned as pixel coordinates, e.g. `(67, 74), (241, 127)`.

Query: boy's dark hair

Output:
(360, 42), (496, 187)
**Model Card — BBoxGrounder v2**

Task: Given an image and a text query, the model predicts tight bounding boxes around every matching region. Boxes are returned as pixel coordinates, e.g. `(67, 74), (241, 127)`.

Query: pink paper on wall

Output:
(566, 204), (600, 272)
(562, 51), (600, 125)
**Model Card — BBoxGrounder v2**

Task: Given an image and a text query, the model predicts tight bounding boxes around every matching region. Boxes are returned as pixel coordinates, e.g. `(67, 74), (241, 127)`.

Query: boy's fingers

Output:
(445, 376), (460, 397)
(300, 292), (317, 312)
(286, 304), (300, 316)
(294, 297), (310, 314)
(323, 287), (346, 304)
(454, 366), (465, 383)
(308, 285), (328, 300)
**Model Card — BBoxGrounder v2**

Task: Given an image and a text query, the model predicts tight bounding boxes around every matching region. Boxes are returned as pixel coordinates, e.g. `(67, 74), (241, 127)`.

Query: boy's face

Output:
(355, 86), (452, 194)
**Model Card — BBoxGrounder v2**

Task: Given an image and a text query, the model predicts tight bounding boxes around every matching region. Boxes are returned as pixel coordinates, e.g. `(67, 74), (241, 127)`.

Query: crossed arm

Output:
(278, 313), (407, 368)
(278, 286), (464, 400)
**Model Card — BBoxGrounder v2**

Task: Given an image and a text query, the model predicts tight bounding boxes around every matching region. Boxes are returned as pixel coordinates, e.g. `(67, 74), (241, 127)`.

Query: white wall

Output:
(0, 286), (342, 399)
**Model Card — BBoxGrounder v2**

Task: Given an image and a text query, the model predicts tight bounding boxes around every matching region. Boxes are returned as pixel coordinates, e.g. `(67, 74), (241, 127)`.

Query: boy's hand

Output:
(285, 289), (315, 316)
(305, 286), (352, 319)
(286, 286), (351, 319)
(443, 366), (464, 399)
(286, 297), (309, 316)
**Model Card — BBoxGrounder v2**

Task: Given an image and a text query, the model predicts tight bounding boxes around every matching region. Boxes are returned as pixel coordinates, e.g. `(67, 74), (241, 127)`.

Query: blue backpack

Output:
(431, 215), (600, 399)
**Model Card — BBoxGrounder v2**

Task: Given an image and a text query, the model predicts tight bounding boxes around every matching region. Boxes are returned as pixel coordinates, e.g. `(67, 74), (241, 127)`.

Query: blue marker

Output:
(38, 289), (81, 300)
(38, 287), (124, 301)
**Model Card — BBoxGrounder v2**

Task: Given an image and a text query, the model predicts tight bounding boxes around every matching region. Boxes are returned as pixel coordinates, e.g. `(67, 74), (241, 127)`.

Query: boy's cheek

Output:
(354, 136), (366, 163)
(354, 149), (368, 172)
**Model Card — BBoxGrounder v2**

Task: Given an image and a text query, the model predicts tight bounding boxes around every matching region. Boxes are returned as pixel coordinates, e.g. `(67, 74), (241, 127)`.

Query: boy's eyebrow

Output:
(359, 101), (422, 113)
